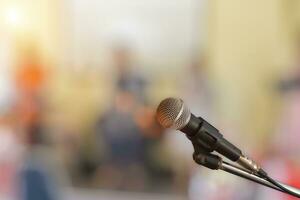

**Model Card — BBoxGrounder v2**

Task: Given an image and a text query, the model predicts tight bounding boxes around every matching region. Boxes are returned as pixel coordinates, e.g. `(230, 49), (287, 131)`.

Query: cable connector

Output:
(237, 155), (261, 174)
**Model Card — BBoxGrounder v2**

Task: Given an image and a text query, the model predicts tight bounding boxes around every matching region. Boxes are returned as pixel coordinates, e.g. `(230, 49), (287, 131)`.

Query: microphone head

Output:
(156, 97), (191, 130)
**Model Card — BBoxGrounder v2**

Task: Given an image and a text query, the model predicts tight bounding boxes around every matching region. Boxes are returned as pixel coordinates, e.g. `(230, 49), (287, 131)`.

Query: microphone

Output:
(156, 97), (261, 173)
(156, 97), (300, 198)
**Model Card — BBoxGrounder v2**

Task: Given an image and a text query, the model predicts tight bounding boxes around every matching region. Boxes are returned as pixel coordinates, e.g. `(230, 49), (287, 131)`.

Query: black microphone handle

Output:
(182, 114), (242, 162)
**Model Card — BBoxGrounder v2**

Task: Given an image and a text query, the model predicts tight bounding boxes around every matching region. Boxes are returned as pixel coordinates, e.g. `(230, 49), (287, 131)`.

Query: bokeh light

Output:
(3, 6), (24, 29)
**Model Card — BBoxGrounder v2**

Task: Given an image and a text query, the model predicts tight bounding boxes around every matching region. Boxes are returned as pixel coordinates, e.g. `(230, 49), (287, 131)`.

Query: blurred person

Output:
(0, 34), (22, 200)
(275, 43), (300, 157)
(96, 91), (147, 190)
(254, 149), (298, 200)
(95, 44), (154, 191)
(0, 114), (23, 200)
(253, 40), (300, 200)
(15, 43), (46, 96)
(14, 42), (47, 134)
(12, 42), (69, 200)
(18, 116), (69, 200)
(163, 54), (216, 195)
(113, 44), (148, 102)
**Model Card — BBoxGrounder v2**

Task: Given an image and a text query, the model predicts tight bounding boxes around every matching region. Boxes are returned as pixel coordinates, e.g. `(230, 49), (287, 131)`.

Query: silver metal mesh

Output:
(156, 97), (191, 130)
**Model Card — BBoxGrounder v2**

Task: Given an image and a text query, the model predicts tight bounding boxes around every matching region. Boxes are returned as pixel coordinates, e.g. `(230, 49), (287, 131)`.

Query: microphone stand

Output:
(193, 151), (300, 196)
(220, 161), (300, 193)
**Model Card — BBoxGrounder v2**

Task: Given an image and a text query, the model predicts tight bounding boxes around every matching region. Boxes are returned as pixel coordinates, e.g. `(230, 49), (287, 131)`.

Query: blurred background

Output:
(0, 0), (300, 199)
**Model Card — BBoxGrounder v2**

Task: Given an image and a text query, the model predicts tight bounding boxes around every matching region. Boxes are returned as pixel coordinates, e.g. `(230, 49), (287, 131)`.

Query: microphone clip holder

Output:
(193, 150), (222, 170)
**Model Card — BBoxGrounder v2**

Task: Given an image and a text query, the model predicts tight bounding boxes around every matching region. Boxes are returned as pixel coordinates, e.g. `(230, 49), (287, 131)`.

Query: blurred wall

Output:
(47, 0), (207, 135)
(207, 0), (299, 149)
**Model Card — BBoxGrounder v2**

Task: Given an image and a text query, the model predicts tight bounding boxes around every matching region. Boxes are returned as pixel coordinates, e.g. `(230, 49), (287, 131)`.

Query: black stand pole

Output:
(193, 151), (300, 196)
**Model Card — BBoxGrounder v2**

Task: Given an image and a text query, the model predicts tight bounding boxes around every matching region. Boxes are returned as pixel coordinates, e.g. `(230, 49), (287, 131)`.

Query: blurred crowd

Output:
(0, 39), (300, 200)
(1, 1), (300, 200)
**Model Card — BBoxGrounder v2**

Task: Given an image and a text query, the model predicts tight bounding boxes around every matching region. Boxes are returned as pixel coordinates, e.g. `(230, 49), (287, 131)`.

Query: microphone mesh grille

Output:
(156, 97), (191, 130)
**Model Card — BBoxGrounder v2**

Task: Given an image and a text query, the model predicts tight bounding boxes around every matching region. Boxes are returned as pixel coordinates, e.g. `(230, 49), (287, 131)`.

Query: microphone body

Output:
(156, 97), (261, 173)
(183, 114), (242, 162)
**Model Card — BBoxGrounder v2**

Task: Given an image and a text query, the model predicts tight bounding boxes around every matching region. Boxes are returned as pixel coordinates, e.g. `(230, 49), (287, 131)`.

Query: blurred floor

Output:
(64, 188), (185, 200)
